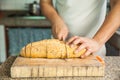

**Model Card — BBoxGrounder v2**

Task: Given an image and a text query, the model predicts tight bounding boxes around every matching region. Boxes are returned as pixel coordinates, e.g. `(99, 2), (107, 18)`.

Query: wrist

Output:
(52, 18), (65, 28)
(93, 36), (104, 48)
(50, 14), (64, 25)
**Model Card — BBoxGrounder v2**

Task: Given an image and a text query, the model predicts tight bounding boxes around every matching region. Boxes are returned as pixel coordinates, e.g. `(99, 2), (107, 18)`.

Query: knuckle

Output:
(74, 36), (79, 38)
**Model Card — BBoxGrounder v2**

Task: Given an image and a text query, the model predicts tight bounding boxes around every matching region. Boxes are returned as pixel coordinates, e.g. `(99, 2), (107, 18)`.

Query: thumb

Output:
(59, 35), (66, 41)
(58, 34), (63, 41)
(62, 33), (68, 41)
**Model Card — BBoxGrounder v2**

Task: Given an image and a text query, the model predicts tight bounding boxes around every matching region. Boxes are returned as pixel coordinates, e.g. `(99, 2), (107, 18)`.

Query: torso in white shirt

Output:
(55, 0), (107, 38)
(54, 0), (107, 57)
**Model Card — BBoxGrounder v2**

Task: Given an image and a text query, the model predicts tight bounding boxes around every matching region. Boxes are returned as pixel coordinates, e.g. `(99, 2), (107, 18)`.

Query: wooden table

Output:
(0, 56), (120, 80)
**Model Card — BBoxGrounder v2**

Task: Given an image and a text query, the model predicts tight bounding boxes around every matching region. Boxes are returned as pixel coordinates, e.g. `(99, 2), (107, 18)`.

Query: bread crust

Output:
(20, 39), (86, 58)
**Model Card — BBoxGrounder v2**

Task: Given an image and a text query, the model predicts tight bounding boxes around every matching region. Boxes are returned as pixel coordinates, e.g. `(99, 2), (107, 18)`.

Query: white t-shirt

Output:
(54, 0), (107, 57)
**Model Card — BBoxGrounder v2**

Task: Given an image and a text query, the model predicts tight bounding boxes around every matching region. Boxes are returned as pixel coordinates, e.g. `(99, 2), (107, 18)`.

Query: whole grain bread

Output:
(20, 39), (86, 58)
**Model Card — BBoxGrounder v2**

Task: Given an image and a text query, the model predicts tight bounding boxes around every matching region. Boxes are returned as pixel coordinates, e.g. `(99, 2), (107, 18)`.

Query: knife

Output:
(61, 37), (67, 61)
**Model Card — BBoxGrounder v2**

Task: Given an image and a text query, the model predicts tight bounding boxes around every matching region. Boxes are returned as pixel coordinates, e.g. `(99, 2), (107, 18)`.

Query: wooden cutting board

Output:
(11, 55), (105, 78)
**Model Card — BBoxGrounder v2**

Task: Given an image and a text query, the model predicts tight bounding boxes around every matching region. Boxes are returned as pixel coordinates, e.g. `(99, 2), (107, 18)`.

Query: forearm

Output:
(40, 0), (64, 25)
(93, 0), (120, 46)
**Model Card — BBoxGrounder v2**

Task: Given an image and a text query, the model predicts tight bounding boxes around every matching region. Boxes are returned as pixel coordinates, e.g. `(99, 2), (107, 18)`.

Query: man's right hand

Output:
(40, 0), (69, 41)
(52, 20), (69, 41)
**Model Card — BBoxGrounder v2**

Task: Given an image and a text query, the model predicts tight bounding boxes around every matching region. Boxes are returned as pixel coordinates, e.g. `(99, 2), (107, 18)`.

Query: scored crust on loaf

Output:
(20, 40), (47, 58)
(30, 40), (47, 58)
(47, 39), (66, 58)
(20, 39), (86, 58)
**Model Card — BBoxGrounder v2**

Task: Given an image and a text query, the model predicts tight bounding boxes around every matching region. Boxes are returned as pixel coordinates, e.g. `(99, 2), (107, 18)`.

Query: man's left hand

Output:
(67, 36), (102, 58)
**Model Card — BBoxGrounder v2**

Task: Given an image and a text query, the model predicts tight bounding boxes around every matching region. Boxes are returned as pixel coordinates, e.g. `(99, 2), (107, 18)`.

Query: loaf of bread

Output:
(20, 39), (86, 58)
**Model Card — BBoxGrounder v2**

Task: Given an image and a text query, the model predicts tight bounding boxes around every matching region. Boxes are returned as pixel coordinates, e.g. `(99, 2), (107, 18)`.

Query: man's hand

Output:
(52, 21), (69, 41)
(40, 0), (69, 41)
(67, 36), (102, 58)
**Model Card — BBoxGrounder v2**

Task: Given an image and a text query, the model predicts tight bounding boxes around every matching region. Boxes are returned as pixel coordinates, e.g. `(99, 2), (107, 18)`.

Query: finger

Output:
(58, 33), (66, 41)
(72, 38), (82, 45)
(62, 36), (66, 41)
(81, 49), (91, 58)
(75, 44), (86, 53)
(67, 36), (79, 45)
(62, 33), (68, 41)
(58, 34), (63, 41)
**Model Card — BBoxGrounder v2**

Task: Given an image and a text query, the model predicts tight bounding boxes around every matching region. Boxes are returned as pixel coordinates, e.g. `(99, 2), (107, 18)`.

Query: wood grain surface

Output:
(11, 55), (105, 78)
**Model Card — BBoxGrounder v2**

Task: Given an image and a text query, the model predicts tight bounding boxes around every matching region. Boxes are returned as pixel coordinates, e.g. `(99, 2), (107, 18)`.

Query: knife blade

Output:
(61, 37), (67, 61)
